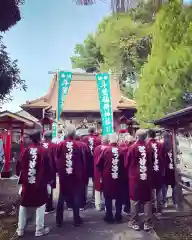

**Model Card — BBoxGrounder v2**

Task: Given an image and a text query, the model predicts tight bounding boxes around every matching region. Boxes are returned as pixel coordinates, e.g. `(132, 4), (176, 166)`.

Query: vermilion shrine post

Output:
(0, 111), (37, 178)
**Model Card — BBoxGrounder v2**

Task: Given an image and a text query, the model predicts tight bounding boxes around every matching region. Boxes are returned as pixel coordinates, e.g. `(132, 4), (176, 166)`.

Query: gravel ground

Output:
(155, 216), (192, 240)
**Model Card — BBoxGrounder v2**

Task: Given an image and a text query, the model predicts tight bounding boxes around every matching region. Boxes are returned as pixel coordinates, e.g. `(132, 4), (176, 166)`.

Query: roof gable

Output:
(21, 72), (136, 112)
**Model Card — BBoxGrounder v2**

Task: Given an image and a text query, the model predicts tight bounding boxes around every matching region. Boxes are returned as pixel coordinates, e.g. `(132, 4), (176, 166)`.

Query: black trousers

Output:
(46, 188), (54, 211)
(105, 197), (122, 218)
(56, 187), (84, 224)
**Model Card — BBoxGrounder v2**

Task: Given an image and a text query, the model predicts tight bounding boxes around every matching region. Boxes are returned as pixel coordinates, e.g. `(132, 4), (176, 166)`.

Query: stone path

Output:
(22, 182), (160, 240)
(23, 208), (160, 240)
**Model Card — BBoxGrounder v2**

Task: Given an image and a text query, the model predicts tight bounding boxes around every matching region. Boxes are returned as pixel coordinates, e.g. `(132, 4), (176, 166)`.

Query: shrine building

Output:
(21, 73), (138, 134)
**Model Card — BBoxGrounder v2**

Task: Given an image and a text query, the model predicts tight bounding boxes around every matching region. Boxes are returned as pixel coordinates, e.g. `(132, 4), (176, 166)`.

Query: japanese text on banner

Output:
(96, 73), (113, 135)
(57, 71), (72, 121)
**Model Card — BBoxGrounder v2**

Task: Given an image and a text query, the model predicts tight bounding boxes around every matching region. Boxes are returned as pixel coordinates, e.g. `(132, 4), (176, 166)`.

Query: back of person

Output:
(20, 144), (50, 207)
(82, 128), (101, 178)
(56, 139), (85, 196)
(126, 140), (152, 202)
(97, 143), (125, 199)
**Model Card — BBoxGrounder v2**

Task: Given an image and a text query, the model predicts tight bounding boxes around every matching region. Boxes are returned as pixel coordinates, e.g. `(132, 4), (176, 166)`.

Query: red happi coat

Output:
(125, 140), (153, 202)
(76, 140), (90, 185)
(19, 144), (51, 207)
(146, 139), (165, 190)
(162, 145), (175, 187)
(94, 144), (108, 191)
(82, 134), (101, 178)
(41, 140), (57, 189)
(97, 143), (125, 199)
(56, 138), (87, 197)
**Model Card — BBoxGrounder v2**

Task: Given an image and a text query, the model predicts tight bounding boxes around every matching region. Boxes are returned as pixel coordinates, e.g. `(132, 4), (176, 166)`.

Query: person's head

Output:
(44, 130), (52, 141)
(162, 131), (172, 151)
(65, 125), (76, 139)
(135, 129), (147, 141)
(102, 134), (109, 144)
(109, 132), (118, 144)
(148, 129), (156, 139)
(29, 131), (41, 144)
(88, 126), (96, 135)
(125, 134), (134, 143)
(75, 133), (81, 140)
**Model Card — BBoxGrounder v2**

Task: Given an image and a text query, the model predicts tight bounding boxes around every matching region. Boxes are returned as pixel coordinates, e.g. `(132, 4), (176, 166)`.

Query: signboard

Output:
(96, 73), (113, 135)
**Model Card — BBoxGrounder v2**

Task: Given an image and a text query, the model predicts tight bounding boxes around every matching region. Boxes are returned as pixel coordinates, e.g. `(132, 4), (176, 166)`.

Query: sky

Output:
(2, 0), (109, 112)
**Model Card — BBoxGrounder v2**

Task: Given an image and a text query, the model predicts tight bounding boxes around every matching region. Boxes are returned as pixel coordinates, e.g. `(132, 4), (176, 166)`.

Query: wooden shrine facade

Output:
(21, 73), (138, 134)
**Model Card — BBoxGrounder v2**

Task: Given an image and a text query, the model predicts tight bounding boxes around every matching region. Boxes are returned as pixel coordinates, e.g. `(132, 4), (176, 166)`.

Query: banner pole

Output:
(56, 69), (60, 138)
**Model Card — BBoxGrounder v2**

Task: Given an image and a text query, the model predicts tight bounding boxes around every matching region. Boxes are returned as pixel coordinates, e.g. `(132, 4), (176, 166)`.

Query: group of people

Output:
(15, 125), (176, 237)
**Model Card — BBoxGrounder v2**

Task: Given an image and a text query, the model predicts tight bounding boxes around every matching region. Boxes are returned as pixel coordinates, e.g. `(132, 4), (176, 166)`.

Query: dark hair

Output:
(30, 131), (41, 144)
(88, 126), (95, 134)
(148, 129), (156, 138)
(162, 131), (172, 151)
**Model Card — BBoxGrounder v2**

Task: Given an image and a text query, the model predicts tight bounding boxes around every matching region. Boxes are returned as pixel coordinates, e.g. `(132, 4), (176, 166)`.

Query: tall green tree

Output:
(71, 34), (104, 72)
(135, 1), (192, 127)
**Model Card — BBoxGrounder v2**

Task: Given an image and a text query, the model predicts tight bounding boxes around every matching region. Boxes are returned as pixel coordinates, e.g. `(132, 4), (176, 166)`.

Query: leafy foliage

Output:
(71, 34), (104, 72)
(0, 0), (24, 32)
(135, 1), (192, 127)
(0, 36), (27, 105)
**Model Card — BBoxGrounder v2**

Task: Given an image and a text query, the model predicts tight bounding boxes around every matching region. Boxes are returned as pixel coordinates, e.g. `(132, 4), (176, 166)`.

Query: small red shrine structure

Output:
(21, 72), (138, 134)
(0, 110), (39, 178)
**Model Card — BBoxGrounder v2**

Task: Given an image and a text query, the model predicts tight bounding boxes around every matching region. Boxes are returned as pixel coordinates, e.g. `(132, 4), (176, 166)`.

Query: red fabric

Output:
(125, 140), (153, 202)
(19, 144), (51, 207)
(97, 143), (125, 199)
(76, 140), (90, 185)
(41, 140), (57, 189)
(56, 138), (87, 197)
(82, 134), (101, 177)
(94, 144), (108, 191)
(146, 139), (165, 189)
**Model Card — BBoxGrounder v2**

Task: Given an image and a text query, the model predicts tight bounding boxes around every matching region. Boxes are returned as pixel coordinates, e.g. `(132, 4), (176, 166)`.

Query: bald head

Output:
(125, 134), (134, 143)
(136, 129), (147, 141)
(65, 124), (76, 138)
(102, 134), (109, 144)
(109, 132), (118, 144)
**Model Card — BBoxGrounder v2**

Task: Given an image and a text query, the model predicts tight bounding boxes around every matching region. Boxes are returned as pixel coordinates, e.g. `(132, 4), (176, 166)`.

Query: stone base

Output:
(1, 170), (12, 179)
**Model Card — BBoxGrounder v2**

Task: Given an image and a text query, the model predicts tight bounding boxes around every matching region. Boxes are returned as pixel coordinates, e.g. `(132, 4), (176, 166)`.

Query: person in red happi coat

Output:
(56, 125), (87, 227)
(94, 134), (109, 211)
(125, 129), (153, 231)
(119, 133), (134, 214)
(161, 131), (177, 208)
(41, 131), (57, 214)
(82, 127), (101, 201)
(16, 131), (52, 237)
(97, 133), (125, 223)
(73, 133), (89, 210)
(146, 129), (165, 215)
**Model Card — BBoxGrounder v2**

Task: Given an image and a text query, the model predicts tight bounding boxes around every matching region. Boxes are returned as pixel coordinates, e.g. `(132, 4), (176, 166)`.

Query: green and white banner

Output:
(52, 71), (72, 139)
(57, 71), (72, 121)
(96, 73), (113, 135)
(52, 122), (57, 139)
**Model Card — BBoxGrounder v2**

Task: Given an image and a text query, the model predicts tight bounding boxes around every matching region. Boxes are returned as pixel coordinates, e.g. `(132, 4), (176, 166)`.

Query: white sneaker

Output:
(164, 203), (168, 208)
(128, 221), (140, 231)
(144, 222), (153, 231)
(35, 227), (50, 237)
(68, 208), (72, 211)
(16, 229), (24, 237)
